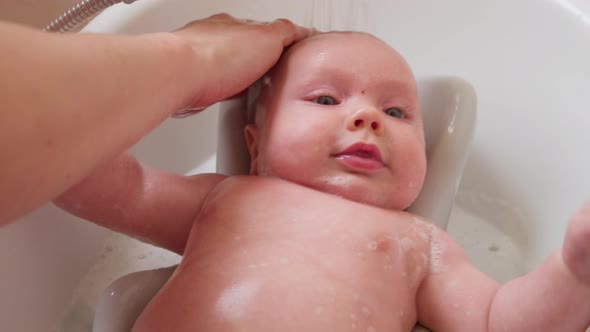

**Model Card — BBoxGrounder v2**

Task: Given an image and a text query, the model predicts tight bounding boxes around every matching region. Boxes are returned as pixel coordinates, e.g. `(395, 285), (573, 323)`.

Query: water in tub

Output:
(53, 0), (588, 331)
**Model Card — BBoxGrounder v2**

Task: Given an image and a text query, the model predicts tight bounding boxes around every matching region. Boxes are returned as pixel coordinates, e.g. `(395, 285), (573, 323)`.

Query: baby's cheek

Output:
(392, 139), (427, 208)
(409, 147), (427, 185)
(262, 133), (316, 177)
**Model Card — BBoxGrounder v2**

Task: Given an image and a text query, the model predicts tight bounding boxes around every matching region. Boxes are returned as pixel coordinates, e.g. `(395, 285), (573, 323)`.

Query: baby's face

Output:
(245, 32), (426, 210)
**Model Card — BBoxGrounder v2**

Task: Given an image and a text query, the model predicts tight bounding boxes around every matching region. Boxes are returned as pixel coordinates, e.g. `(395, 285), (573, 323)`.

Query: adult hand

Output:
(171, 13), (315, 110)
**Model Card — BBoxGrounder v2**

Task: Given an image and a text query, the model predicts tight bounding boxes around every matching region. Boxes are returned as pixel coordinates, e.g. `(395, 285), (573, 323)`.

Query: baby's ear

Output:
(244, 124), (259, 175)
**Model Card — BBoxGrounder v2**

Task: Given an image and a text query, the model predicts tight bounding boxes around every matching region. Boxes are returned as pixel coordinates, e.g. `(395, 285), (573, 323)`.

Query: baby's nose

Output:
(348, 109), (382, 133)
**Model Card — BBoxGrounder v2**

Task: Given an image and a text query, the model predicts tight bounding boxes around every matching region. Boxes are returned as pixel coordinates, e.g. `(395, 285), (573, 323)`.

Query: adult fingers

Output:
(269, 18), (316, 46)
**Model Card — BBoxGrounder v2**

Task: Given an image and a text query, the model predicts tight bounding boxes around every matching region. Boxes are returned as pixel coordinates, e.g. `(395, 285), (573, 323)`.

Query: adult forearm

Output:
(488, 251), (590, 331)
(0, 14), (314, 225)
(0, 22), (197, 224)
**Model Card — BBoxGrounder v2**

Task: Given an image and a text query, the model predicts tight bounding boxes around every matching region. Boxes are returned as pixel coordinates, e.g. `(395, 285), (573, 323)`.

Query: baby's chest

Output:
(191, 178), (433, 294)
(181, 180), (433, 330)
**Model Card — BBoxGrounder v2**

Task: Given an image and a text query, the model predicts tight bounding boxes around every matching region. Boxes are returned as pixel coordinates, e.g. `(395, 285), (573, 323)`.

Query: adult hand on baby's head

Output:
(171, 13), (315, 115)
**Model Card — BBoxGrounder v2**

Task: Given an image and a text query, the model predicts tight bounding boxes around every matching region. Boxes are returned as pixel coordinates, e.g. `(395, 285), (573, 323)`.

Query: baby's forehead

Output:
(271, 32), (415, 90)
(284, 31), (399, 60)
(274, 32), (410, 77)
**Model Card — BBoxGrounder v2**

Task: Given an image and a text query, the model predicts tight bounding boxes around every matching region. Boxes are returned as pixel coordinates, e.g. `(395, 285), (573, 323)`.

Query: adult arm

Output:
(0, 14), (313, 224)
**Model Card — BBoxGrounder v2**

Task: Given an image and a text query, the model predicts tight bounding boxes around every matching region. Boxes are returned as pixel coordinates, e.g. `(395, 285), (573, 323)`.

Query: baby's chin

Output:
(257, 168), (416, 210)
(308, 175), (414, 211)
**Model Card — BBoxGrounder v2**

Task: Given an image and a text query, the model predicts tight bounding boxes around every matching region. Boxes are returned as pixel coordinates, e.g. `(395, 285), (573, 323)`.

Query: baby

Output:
(55, 32), (590, 331)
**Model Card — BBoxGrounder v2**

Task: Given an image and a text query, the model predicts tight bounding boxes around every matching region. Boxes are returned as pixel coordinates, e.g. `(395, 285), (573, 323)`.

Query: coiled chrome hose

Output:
(43, 0), (138, 33)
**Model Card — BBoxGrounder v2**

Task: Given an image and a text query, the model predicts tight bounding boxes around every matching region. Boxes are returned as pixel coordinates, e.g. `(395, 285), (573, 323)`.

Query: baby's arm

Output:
(417, 204), (590, 331)
(54, 152), (226, 254)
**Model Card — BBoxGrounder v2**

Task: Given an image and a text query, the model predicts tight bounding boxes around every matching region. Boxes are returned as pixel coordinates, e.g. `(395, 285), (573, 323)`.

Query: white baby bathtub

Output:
(0, 0), (589, 331)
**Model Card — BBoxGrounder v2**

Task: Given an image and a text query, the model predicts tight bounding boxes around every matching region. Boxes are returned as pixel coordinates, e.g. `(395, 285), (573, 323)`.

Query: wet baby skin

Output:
(55, 32), (590, 331)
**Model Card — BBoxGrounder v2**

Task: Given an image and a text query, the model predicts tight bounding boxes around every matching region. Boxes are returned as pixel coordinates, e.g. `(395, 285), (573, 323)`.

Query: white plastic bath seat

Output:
(92, 76), (477, 332)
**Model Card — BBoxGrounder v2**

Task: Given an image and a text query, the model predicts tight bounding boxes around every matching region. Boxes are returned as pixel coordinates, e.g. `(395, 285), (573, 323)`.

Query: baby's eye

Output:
(384, 107), (404, 119)
(314, 96), (337, 105)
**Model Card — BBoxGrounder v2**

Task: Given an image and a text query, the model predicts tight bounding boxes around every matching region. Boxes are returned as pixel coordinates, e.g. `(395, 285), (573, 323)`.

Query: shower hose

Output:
(43, 0), (206, 118)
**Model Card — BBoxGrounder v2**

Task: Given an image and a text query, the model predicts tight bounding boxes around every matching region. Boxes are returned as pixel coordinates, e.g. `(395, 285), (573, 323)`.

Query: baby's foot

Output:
(562, 202), (590, 285)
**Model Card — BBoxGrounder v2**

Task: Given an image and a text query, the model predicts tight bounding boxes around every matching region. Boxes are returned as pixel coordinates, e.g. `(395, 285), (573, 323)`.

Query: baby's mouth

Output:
(333, 143), (384, 171)
(346, 150), (378, 159)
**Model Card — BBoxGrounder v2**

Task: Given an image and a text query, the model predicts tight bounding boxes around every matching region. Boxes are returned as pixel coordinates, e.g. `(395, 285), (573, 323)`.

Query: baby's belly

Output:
(135, 177), (432, 332)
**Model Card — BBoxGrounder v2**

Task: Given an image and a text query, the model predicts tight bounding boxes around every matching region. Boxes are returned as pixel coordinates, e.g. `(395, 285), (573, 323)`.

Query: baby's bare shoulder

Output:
(201, 175), (301, 205)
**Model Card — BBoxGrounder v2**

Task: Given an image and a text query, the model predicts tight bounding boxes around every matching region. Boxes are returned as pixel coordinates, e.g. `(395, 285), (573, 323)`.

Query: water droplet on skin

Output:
(280, 257), (289, 264)
(234, 235), (241, 241)
(351, 323), (357, 329)
(368, 326), (376, 332)
(412, 216), (424, 224)
(421, 253), (428, 265)
(315, 306), (323, 314)
(361, 306), (371, 316)
(367, 241), (378, 251)
(350, 313), (357, 320)
(398, 237), (414, 253)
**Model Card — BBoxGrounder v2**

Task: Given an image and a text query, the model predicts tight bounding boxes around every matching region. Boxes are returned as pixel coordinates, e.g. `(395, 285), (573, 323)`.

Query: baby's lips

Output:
(335, 142), (383, 164)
